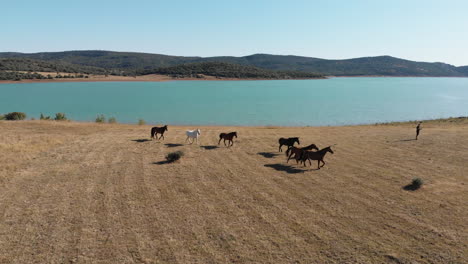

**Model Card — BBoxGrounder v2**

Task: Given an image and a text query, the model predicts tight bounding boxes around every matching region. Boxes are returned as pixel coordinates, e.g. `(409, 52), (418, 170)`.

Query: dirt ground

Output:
(0, 120), (466, 263)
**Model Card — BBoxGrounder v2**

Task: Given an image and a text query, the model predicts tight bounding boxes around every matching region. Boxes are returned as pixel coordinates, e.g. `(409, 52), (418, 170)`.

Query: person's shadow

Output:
(396, 138), (416, 142)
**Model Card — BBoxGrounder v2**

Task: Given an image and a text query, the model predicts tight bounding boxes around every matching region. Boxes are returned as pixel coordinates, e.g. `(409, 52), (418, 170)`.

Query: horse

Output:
(300, 146), (334, 169)
(278, 137), (300, 152)
(185, 129), (201, 144)
(151, 125), (168, 140)
(218, 132), (237, 147)
(286, 144), (319, 163)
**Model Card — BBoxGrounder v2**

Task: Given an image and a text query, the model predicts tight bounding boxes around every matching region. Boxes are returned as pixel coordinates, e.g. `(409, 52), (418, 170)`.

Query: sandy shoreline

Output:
(2, 74), (467, 84)
(0, 74), (325, 84)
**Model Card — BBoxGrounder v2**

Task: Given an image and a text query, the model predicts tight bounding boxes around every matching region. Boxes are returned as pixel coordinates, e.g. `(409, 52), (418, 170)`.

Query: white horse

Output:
(185, 129), (201, 144)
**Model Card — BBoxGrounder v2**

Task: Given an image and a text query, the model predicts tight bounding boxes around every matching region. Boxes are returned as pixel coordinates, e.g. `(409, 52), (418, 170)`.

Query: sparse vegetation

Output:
(108, 117), (117, 124)
(138, 119), (146, 125)
(40, 113), (51, 120)
(54, 113), (67, 121)
(0, 114), (5, 120)
(3, 112), (26, 120)
(95, 114), (106, 123)
(165, 151), (184, 163)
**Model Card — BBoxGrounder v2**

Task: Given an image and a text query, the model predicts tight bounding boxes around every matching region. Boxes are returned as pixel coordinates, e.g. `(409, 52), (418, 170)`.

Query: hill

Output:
(0, 58), (106, 74)
(1, 50), (467, 77)
(140, 62), (324, 79)
(0, 120), (466, 263)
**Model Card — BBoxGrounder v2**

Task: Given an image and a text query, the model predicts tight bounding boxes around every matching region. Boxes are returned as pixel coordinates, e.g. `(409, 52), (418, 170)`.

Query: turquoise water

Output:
(1, 78), (467, 126)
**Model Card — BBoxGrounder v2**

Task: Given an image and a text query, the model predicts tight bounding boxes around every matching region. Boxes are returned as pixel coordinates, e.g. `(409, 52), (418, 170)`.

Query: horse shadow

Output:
(257, 152), (279, 158)
(264, 163), (307, 174)
(165, 143), (183, 148)
(201, 145), (219, 150)
(132, 139), (151, 143)
(153, 160), (170, 165)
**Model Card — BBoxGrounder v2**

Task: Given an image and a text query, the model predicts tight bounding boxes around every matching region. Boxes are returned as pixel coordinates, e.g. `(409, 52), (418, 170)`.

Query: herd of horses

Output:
(150, 125), (334, 169)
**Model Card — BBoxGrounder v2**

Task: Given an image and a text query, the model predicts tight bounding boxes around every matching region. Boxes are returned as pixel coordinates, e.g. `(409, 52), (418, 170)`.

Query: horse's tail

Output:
(286, 146), (292, 157)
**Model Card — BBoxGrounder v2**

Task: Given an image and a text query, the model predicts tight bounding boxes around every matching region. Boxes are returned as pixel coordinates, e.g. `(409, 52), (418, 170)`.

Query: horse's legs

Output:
(279, 144), (282, 152)
(185, 136), (189, 143)
(218, 137), (222, 145)
(224, 139), (227, 147)
(159, 134), (164, 140)
(317, 160), (321, 169)
(230, 140), (234, 147)
(320, 159), (326, 168)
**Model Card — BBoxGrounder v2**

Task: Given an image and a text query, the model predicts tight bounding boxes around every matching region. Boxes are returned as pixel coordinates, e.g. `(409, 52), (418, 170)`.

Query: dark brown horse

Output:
(286, 144), (319, 163)
(278, 137), (300, 152)
(151, 125), (168, 140)
(218, 132), (237, 147)
(300, 146), (334, 169)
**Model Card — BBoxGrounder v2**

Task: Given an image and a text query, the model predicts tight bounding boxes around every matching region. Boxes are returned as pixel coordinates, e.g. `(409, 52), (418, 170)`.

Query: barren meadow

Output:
(0, 119), (466, 263)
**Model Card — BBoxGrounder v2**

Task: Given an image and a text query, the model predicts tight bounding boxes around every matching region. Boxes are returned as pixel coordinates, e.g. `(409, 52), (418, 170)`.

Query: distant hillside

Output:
(0, 50), (467, 77)
(142, 62), (324, 79)
(457, 66), (468, 75)
(0, 58), (106, 74)
(0, 51), (198, 70)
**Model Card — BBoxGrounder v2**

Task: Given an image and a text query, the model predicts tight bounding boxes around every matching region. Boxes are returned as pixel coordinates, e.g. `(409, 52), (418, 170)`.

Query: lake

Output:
(1, 78), (467, 126)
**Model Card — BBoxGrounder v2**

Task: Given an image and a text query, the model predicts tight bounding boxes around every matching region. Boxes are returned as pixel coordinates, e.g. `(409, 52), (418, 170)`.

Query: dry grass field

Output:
(0, 120), (467, 263)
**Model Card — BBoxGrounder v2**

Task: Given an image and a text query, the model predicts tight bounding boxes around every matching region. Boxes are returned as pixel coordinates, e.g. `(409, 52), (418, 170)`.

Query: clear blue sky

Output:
(2, 0), (467, 65)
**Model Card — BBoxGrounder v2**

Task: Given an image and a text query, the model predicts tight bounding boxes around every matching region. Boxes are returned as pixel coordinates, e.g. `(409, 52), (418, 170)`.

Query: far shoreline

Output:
(2, 116), (466, 128)
(0, 74), (325, 84)
(2, 74), (468, 84)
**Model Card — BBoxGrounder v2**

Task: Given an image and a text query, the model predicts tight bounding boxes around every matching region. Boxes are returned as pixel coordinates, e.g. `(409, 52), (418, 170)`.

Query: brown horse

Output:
(218, 132), (237, 147)
(301, 146), (334, 169)
(286, 144), (319, 163)
(278, 137), (300, 152)
(151, 125), (168, 140)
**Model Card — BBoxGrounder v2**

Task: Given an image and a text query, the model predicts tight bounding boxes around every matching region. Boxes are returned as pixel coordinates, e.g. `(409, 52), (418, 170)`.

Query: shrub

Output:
(95, 114), (106, 123)
(108, 117), (117, 124)
(165, 151), (184, 163)
(412, 178), (424, 189)
(138, 119), (146, 125)
(0, 114), (4, 120)
(54, 112), (67, 121)
(4, 112), (26, 120)
(40, 113), (51, 120)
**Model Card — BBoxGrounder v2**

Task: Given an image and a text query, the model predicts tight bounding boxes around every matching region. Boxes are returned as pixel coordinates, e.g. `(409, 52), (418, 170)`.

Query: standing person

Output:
(416, 122), (422, 140)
